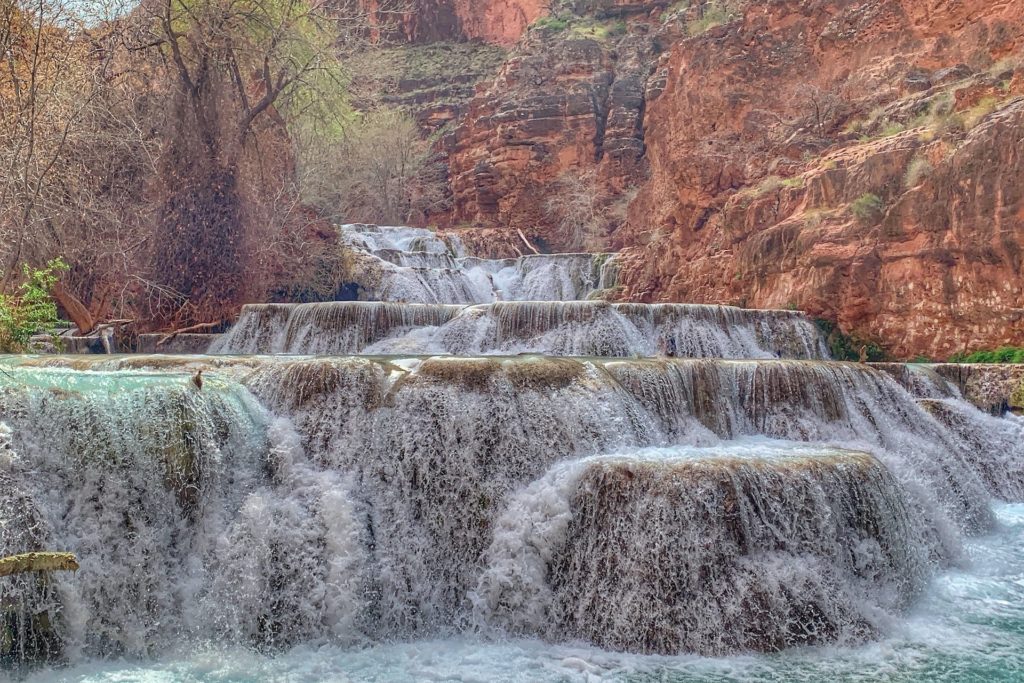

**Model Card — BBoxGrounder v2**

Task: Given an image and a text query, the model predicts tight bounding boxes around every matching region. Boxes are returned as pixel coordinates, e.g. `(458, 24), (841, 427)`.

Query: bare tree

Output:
(124, 0), (356, 325)
(0, 0), (107, 289)
(298, 107), (449, 226)
(545, 167), (609, 251)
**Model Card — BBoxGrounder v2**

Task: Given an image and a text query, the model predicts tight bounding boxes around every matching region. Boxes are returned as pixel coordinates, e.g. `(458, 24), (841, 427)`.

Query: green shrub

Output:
(0, 259), (69, 353)
(569, 19), (626, 40)
(951, 347), (1024, 364)
(963, 96), (1002, 129)
(754, 175), (783, 195)
(814, 319), (886, 361)
(879, 120), (906, 137)
(850, 193), (885, 223)
(534, 16), (570, 32)
(687, 2), (731, 35)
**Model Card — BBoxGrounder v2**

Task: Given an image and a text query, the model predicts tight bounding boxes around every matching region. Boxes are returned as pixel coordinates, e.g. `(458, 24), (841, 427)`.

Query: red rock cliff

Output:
(445, 1), (662, 247)
(615, 0), (1024, 359)
(376, 0), (1024, 358)
(357, 0), (544, 44)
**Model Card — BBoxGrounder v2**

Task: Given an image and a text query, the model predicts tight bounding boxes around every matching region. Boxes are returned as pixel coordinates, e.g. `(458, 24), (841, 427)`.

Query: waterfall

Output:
(212, 301), (828, 359)
(3, 354), (1020, 664)
(4, 223), (1024, 675)
(337, 224), (618, 303)
(474, 444), (926, 655)
(0, 367), (366, 659)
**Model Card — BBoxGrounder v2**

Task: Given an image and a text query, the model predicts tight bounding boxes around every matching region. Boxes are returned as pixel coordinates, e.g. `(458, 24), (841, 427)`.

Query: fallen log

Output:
(51, 283), (94, 335)
(156, 321), (222, 347)
(517, 229), (541, 255)
(0, 553), (79, 578)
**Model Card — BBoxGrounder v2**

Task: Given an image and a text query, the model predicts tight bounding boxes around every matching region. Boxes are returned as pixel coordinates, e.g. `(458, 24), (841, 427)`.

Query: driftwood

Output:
(517, 229), (541, 255)
(51, 283), (94, 335)
(156, 321), (222, 347)
(0, 552), (79, 578)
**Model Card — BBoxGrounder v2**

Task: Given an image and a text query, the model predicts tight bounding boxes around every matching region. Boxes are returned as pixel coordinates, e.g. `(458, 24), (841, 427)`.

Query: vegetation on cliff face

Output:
(813, 320), (886, 363)
(952, 348), (1024, 364)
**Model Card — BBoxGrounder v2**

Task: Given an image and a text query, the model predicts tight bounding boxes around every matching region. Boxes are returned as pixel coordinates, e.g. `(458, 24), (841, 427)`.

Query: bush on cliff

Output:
(851, 193), (885, 224)
(951, 347), (1024, 364)
(814, 319), (886, 362)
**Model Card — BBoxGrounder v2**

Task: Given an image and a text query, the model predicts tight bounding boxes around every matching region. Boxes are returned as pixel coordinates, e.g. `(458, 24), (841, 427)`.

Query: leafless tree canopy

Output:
(0, 0), (429, 329)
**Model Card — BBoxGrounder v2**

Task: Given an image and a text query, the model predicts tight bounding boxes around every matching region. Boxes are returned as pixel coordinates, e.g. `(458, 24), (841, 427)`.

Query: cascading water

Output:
(337, 224), (619, 303)
(2, 224), (1023, 681)
(211, 301), (828, 359)
(475, 444), (926, 655)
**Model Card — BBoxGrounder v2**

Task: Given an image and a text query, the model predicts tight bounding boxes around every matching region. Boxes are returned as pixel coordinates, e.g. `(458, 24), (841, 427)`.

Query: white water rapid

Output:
(337, 224), (619, 303)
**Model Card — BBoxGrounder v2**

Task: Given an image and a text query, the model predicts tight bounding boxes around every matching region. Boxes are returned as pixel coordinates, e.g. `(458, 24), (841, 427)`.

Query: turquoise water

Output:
(15, 504), (1023, 683)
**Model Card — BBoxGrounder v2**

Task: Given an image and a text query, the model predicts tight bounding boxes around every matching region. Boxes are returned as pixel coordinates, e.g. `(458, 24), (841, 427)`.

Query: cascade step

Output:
(339, 224), (619, 304)
(212, 300), (828, 359)
(477, 444), (924, 655)
(0, 355), (1020, 656)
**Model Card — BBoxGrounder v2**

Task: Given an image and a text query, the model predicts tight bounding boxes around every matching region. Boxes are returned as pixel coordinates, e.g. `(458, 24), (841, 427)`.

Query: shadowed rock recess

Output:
(2, 225), (1024, 667)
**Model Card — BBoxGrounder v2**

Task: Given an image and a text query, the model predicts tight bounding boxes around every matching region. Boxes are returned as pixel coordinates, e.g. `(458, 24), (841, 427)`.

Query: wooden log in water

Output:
(0, 552), (79, 578)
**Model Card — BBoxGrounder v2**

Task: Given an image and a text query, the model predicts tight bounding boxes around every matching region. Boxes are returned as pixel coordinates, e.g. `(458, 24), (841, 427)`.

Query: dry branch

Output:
(156, 321), (221, 346)
(517, 229), (541, 255)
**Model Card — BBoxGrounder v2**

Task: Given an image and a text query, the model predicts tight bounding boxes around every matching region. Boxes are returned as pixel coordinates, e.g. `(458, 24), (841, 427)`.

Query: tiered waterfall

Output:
(1, 225), (1022, 678)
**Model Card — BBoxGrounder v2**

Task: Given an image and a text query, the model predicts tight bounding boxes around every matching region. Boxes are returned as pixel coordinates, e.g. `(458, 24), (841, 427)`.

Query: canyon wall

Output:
(357, 0), (545, 44)
(437, 1), (1024, 358)
(617, 0), (1024, 359)
(355, 0), (1024, 359)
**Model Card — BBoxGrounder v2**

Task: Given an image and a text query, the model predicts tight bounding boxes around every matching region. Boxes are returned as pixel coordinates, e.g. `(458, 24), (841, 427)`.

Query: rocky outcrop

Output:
(932, 363), (1024, 414)
(616, 0), (1024, 359)
(445, 4), (663, 247)
(357, 0), (546, 45)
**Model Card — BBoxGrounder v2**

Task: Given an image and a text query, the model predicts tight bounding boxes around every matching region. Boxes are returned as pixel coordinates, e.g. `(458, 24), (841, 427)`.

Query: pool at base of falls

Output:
(22, 503), (1024, 683)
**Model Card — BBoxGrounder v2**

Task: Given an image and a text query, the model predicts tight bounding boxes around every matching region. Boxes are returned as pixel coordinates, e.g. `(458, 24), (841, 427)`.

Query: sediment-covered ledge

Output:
(0, 553), (79, 578)
(929, 364), (1024, 414)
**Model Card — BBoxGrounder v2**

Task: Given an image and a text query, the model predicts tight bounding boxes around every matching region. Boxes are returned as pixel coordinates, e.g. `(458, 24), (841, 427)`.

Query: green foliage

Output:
(167, 0), (351, 143)
(963, 96), (1002, 130)
(950, 347), (1024, 364)
(879, 120), (906, 137)
(687, 2), (732, 35)
(575, 20), (627, 39)
(850, 193), (885, 223)
(814, 319), (887, 362)
(534, 16), (570, 32)
(0, 259), (69, 353)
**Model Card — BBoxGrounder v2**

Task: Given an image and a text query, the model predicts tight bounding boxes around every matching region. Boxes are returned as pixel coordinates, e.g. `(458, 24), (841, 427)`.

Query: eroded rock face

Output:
(445, 9), (661, 246)
(363, 0), (1022, 358)
(931, 363), (1024, 414)
(356, 0), (545, 45)
(616, 0), (1024, 359)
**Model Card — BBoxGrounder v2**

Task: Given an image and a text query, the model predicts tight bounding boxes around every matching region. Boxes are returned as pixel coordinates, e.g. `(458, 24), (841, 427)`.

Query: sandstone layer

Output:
(357, 0), (545, 45)
(615, 0), (1024, 359)
(364, 0), (1024, 359)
